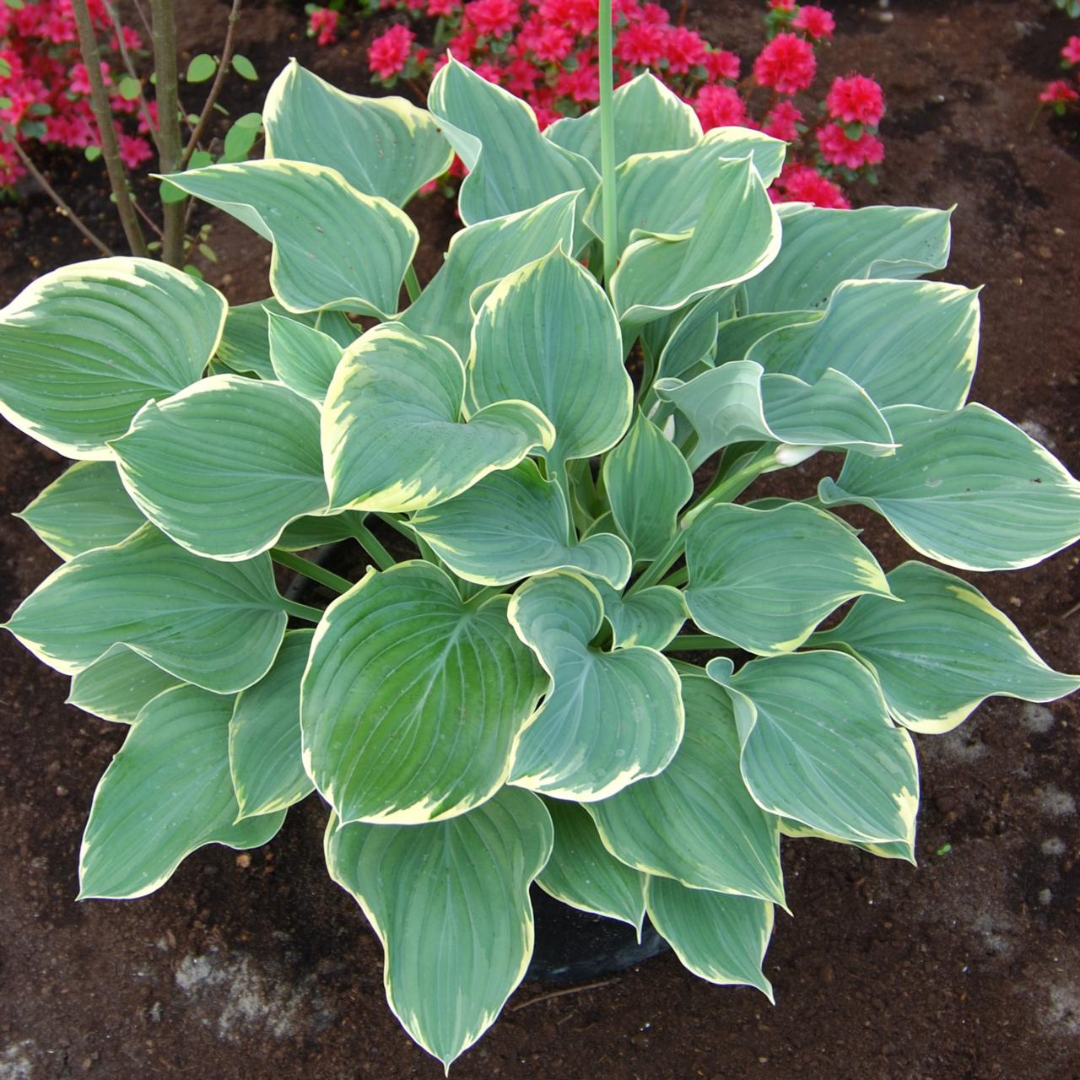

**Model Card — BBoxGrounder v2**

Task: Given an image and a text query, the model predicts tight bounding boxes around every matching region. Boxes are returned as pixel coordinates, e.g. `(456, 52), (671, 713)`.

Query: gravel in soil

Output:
(1, 2), (1079, 1077)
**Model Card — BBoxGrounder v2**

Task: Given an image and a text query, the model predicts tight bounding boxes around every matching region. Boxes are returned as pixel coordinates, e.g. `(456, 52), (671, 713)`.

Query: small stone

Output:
(235, 852), (252, 869)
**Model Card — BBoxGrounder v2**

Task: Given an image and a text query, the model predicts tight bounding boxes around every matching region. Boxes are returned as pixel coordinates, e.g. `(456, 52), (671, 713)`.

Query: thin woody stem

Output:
(597, 0), (618, 286)
(149, 0), (185, 266)
(181, 0), (243, 168)
(72, 0), (149, 257)
(101, 0), (163, 156)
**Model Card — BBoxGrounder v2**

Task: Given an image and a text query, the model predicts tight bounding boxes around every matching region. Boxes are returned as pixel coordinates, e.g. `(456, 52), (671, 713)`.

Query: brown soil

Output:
(2, 2), (1079, 1077)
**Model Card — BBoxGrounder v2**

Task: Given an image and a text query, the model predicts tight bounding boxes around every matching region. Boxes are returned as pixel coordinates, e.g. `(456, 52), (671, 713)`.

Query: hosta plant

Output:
(3, 31), (1080, 1072)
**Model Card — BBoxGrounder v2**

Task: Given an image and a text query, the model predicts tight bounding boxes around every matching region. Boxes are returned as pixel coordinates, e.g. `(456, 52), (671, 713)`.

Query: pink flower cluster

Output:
(311, 0), (885, 207)
(1039, 35), (1080, 113)
(0, 0), (153, 186)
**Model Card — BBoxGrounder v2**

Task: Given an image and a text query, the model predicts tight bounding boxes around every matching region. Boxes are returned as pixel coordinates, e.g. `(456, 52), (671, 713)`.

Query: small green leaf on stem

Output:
(231, 54), (258, 80)
(186, 54), (217, 83)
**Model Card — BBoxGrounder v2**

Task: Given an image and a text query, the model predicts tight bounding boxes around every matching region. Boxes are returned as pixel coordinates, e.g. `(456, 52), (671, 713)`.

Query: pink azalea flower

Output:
(753, 32), (816, 95)
(817, 121), (884, 168)
(826, 73), (885, 126)
(368, 24), (415, 80)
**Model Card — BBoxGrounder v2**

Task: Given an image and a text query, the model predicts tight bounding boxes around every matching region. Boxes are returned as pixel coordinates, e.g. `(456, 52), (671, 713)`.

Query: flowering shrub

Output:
(310, 0), (885, 207)
(3, 54), (1079, 1069)
(0, 0), (152, 186)
(1040, 34), (1080, 114)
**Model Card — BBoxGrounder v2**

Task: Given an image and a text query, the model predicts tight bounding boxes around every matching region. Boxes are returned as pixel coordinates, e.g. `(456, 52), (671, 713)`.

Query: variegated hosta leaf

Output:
(67, 644), (183, 724)
(507, 571), (684, 800)
(400, 192), (577, 360)
(708, 652), (919, 853)
(112, 376), (327, 561)
(229, 629), (316, 819)
(79, 685), (286, 899)
(3, 525), (286, 692)
(0, 257), (225, 459)
(411, 460), (632, 589)
(264, 59), (452, 206)
(302, 562), (545, 825)
(468, 247), (632, 472)
(216, 298), (356, 380)
(656, 361), (895, 471)
(584, 128), (786, 253)
(685, 503), (894, 656)
(324, 788), (553, 1069)
(810, 561), (1080, 733)
(163, 160), (418, 317)
(589, 674), (784, 905)
(275, 510), (367, 551)
(748, 278), (981, 410)
(645, 875), (774, 1000)
(545, 72), (702, 168)
(595, 582), (686, 650)
(655, 288), (738, 381)
(604, 411), (693, 562)
(267, 310), (344, 404)
(536, 797), (646, 931)
(609, 155), (781, 326)
(17, 460), (145, 560)
(818, 403), (1080, 570)
(714, 309), (822, 365)
(743, 202), (953, 315)
(778, 816), (916, 863)
(427, 56), (598, 250)
(323, 322), (553, 512)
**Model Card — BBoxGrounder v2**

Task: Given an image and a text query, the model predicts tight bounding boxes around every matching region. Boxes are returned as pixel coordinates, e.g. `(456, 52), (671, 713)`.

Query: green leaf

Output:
(324, 323), (553, 513)
(264, 60), (452, 206)
(585, 128), (786, 254)
(655, 288), (739, 381)
(811, 561), (1080, 733)
(596, 582), (685, 650)
(412, 460), (632, 589)
(229, 629), (315, 819)
(16, 461), (145, 560)
(747, 279), (981, 410)
(427, 56), (598, 251)
(162, 160), (418, 317)
(216, 298), (356, 380)
(84, 145), (102, 162)
(708, 652), (919, 850)
(657, 361), (896, 471)
(685, 503), (894, 656)
(324, 788), (552, 1069)
(603, 411), (693, 560)
(507, 571), (684, 800)
(117, 75), (141, 101)
(266, 310), (344, 404)
(818, 404), (1080, 570)
(645, 875), (774, 999)
(536, 798), (646, 931)
(302, 562), (545, 825)
(67, 644), (183, 724)
(79, 685), (285, 899)
(230, 53), (257, 80)
(186, 54), (217, 83)
(777, 816), (915, 863)
(275, 510), (367, 551)
(111, 376), (328, 561)
(469, 248), (632, 471)
(610, 156), (781, 327)
(590, 674), (784, 904)
(743, 203), (953, 315)
(234, 111), (263, 130)
(714, 309), (822, 365)
(545, 72), (702, 168)
(220, 121), (258, 163)
(0, 257), (226, 458)
(400, 193), (578, 359)
(3, 525), (286, 693)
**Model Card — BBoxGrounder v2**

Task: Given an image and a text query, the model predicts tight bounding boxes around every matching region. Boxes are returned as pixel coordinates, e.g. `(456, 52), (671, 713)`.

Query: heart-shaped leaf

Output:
(264, 60), (452, 206)
(162, 160), (418, 317)
(811, 561), (1080, 733)
(818, 404), (1080, 570)
(589, 673), (784, 904)
(412, 460), (632, 589)
(3, 525), (286, 692)
(230, 629), (316, 819)
(0, 257), (225, 458)
(267, 310), (345, 404)
(79, 685), (285, 899)
(324, 788), (553, 1069)
(469, 247), (632, 473)
(507, 571), (684, 800)
(112, 375), (328, 561)
(324, 323), (554, 512)
(302, 562), (545, 825)
(595, 582), (686, 650)
(685, 502), (893, 656)
(708, 652), (918, 851)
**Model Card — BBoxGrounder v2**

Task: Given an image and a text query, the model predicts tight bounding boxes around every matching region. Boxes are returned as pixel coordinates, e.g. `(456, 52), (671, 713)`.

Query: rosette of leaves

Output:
(2, 57), (1080, 1070)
